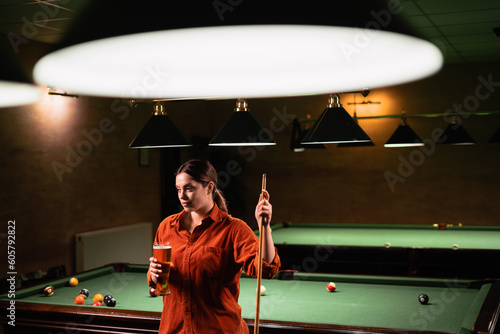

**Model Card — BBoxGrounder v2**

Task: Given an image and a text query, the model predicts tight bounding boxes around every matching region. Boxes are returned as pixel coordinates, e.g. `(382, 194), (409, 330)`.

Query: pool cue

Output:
(254, 173), (267, 334)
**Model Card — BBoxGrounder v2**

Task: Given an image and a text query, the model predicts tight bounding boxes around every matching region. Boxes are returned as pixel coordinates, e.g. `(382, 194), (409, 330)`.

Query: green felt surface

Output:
(239, 273), (489, 333)
(3, 265), (488, 333)
(269, 223), (500, 249)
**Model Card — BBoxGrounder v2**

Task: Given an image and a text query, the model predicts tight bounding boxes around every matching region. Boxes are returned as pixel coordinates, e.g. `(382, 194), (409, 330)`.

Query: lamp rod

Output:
(347, 101), (381, 105)
(47, 91), (79, 98)
(298, 110), (500, 123)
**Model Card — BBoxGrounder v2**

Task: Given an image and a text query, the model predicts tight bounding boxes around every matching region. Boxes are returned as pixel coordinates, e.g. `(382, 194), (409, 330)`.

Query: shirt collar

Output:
(207, 203), (224, 223)
(170, 202), (224, 227)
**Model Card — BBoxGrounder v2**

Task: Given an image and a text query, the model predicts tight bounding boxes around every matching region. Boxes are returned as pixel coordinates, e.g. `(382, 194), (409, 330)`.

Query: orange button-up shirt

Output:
(147, 203), (281, 334)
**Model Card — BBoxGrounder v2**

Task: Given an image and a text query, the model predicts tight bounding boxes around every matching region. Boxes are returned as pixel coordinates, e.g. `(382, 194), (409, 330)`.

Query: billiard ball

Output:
(43, 286), (54, 297)
(103, 294), (113, 304)
(93, 294), (104, 303)
(79, 289), (89, 298)
(92, 301), (103, 306)
(326, 282), (336, 292)
(74, 295), (85, 305)
(105, 297), (116, 307)
(256, 285), (266, 296)
(384, 242), (391, 248)
(69, 277), (78, 287)
(419, 294), (429, 304)
(150, 288), (157, 297)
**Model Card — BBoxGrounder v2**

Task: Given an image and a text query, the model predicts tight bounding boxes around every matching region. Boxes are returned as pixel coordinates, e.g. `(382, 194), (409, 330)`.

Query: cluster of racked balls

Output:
(43, 277), (116, 307)
(75, 288), (116, 307)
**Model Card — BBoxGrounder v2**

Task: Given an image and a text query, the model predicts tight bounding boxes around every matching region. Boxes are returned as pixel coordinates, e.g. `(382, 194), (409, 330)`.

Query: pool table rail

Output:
(1, 301), (161, 333)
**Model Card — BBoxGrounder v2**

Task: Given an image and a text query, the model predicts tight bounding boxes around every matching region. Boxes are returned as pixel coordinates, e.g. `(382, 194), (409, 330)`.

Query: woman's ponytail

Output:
(213, 188), (228, 213)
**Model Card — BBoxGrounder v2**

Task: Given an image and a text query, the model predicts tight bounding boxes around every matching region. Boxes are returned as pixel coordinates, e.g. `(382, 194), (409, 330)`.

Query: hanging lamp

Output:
(301, 94), (372, 145)
(129, 102), (192, 148)
(437, 113), (475, 145)
(209, 99), (275, 146)
(384, 109), (424, 147)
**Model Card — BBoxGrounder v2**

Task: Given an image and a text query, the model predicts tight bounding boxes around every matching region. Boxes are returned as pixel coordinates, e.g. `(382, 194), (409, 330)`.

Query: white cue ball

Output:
(257, 285), (266, 296)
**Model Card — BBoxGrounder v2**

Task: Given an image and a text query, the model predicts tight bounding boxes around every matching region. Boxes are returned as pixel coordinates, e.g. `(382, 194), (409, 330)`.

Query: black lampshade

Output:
(129, 104), (192, 148)
(384, 124), (424, 147)
(290, 118), (325, 152)
(209, 100), (275, 147)
(301, 95), (372, 145)
(488, 127), (500, 143)
(337, 111), (374, 147)
(436, 122), (475, 145)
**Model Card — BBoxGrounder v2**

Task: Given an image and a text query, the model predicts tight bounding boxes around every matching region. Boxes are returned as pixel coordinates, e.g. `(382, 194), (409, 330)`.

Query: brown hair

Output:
(175, 159), (228, 213)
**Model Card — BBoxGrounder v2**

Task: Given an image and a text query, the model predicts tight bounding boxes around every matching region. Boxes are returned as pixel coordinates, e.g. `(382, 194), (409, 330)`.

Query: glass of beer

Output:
(153, 242), (172, 296)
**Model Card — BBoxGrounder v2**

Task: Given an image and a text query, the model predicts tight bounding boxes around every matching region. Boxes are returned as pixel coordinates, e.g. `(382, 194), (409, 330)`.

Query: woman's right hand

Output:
(149, 257), (172, 284)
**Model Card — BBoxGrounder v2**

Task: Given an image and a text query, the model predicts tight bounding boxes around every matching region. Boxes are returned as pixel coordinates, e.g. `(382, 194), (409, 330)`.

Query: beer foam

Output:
(153, 245), (171, 249)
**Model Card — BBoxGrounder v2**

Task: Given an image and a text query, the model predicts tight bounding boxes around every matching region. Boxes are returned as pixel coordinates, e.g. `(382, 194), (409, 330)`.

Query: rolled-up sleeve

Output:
(232, 220), (281, 279)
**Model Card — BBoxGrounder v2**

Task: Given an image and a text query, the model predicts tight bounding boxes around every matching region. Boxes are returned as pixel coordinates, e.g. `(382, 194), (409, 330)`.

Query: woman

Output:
(148, 159), (280, 333)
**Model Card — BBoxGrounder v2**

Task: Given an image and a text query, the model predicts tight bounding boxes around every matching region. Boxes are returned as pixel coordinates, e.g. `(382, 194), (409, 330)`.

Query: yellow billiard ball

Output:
(69, 277), (78, 287)
(93, 293), (104, 303)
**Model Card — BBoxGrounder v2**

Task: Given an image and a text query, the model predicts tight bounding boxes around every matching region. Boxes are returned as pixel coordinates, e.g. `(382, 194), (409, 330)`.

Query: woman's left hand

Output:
(255, 190), (272, 227)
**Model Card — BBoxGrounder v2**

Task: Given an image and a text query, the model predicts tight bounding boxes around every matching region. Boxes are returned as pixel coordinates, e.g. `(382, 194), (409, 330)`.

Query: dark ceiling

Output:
(0, 0), (499, 64)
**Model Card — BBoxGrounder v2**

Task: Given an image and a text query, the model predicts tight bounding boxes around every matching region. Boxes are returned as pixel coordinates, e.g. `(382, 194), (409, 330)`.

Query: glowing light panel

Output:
(34, 25), (443, 99)
(0, 81), (41, 108)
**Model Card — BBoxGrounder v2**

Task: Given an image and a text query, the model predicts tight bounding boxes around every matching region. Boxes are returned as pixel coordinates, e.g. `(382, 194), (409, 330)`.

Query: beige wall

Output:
(1, 38), (499, 277)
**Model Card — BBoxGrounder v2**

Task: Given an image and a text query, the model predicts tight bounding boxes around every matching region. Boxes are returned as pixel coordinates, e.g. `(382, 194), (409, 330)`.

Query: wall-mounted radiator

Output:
(75, 223), (152, 272)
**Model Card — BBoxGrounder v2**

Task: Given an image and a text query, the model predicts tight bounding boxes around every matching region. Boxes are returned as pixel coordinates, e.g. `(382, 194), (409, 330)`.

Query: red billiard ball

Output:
(326, 282), (336, 292)
(43, 286), (54, 296)
(92, 301), (103, 306)
(150, 288), (158, 297)
(74, 295), (85, 305)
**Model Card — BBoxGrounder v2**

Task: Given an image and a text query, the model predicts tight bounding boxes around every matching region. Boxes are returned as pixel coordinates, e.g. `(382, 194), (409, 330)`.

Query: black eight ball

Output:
(105, 297), (116, 307)
(419, 294), (429, 304)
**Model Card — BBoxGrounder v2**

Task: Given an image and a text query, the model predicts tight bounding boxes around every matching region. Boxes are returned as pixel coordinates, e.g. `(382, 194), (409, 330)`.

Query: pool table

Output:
(1, 263), (499, 333)
(269, 223), (500, 278)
